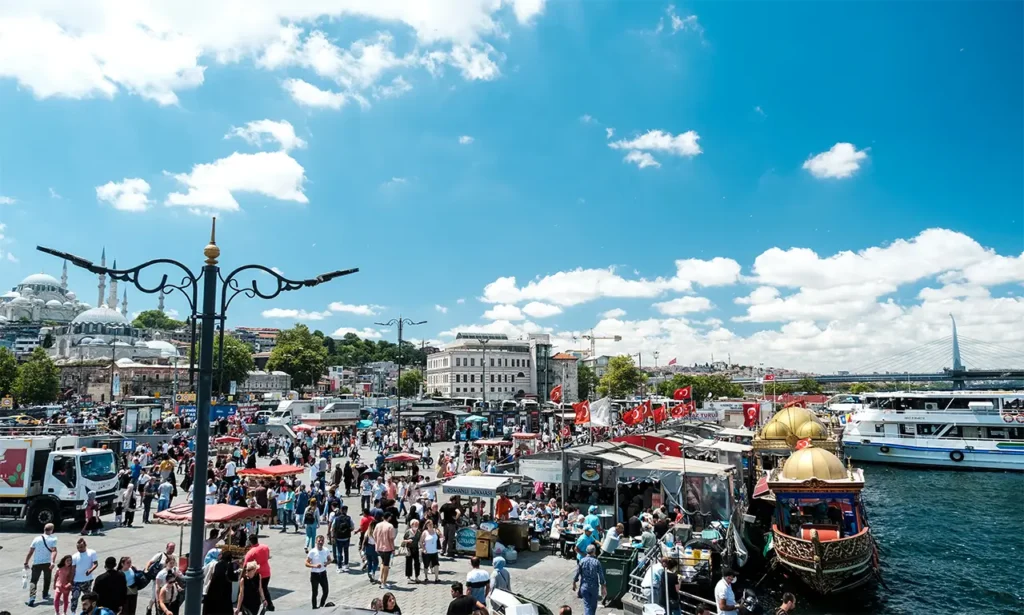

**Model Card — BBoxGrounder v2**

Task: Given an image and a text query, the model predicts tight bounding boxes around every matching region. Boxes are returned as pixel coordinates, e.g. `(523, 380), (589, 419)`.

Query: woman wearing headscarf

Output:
(81, 491), (103, 536)
(490, 556), (512, 594)
(202, 549), (238, 615)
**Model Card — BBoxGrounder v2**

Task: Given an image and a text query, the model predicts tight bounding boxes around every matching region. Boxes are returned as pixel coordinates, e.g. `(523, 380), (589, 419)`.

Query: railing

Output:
(627, 543), (716, 614)
(0, 423), (114, 437)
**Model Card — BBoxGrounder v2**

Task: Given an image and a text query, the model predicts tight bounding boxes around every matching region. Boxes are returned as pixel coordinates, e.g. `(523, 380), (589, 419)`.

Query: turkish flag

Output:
(673, 386), (692, 401)
(764, 373), (776, 382)
(550, 384), (562, 404)
(573, 400), (591, 425)
(671, 401), (695, 419)
(743, 403), (759, 428)
(622, 402), (646, 426)
(795, 438), (811, 450)
(668, 358), (677, 366)
(653, 404), (669, 424)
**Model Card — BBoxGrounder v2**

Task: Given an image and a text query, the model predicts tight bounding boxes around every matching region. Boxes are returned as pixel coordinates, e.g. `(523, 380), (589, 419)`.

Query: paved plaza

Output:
(0, 438), (626, 615)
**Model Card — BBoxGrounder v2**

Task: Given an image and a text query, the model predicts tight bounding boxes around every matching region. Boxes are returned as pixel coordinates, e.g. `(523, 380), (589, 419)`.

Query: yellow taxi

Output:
(10, 414), (41, 426)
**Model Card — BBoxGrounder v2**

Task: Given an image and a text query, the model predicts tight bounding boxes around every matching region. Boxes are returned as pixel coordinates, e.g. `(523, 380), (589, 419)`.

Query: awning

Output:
(214, 436), (241, 444)
(511, 432), (539, 439)
(293, 424), (315, 432)
(385, 453), (420, 463)
(620, 456), (733, 479)
(709, 440), (753, 453)
(442, 475), (516, 498)
(473, 439), (511, 447)
(718, 427), (755, 438)
(237, 464), (305, 478)
(753, 473), (771, 499)
(154, 503), (270, 526)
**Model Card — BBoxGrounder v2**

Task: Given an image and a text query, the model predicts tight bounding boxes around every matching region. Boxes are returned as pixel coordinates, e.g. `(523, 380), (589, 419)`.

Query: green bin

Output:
(597, 546), (639, 607)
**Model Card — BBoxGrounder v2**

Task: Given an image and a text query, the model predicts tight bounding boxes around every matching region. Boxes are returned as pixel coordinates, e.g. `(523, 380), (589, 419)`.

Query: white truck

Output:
(0, 435), (120, 530)
(267, 397), (342, 426)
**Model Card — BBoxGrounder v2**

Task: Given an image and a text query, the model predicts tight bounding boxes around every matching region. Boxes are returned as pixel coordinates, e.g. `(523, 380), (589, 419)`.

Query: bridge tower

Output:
(950, 314), (965, 389)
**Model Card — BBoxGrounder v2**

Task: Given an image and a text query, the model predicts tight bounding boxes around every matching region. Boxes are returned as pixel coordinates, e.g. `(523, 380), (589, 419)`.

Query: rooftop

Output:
(455, 332), (509, 341)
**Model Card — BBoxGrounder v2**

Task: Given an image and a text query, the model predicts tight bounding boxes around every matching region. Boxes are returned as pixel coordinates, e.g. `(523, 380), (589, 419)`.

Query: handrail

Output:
(627, 543), (716, 613)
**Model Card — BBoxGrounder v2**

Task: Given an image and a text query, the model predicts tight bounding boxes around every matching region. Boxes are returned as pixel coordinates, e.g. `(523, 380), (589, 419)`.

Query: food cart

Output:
(153, 502), (271, 565)
(511, 432), (541, 456)
(236, 464), (305, 488)
(470, 438), (512, 467)
(442, 474), (528, 559)
(383, 452), (422, 480)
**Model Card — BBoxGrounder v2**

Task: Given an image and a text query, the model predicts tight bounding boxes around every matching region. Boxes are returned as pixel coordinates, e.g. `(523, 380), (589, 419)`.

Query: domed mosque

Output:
(0, 262), (90, 323)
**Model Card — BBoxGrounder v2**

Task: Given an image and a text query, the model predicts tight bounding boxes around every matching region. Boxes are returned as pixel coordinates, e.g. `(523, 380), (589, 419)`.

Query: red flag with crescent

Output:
(573, 400), (591, 425)
(743, 403), (759, 428)
(671, 400), (694, 419)
(622, 402), (645, 426)
(673, 386), (692, 401)
(550, 384), (562, 404)
(652, 403), (669, 424)
(795, 438), (811, 450)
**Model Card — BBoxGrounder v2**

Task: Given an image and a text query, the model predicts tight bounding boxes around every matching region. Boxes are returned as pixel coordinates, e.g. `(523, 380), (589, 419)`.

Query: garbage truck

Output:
(0, 434), (120, 530)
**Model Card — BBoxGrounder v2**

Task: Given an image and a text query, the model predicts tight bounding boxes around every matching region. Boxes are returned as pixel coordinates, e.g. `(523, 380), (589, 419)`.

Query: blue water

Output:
(761, 466), (1024, 614)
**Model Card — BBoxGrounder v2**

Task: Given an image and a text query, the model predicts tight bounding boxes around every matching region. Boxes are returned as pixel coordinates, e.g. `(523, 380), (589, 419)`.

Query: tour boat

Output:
(841, 391), (1024, 471)
(766, 445), (880, 594)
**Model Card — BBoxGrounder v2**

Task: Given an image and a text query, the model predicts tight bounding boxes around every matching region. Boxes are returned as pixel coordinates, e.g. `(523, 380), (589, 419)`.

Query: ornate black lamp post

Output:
(39, 218), (358, 614)
(373, 316), (425, 430)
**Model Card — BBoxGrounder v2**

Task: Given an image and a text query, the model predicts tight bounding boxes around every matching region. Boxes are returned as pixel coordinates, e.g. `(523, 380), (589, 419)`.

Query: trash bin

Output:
(598, 547), (639, 607)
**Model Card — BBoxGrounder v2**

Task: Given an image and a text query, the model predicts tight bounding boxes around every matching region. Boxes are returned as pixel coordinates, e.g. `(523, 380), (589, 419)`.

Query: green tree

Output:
(849, 382), (875, 395)
(267, 324), (328, 389)
(656, 374), (744, 402)
(190, 335), (255, 395)
(398, 369), (423, 397)
(14, 347), (60, 404)
(0, 347), (18, 396)
(577, 363), (597, 401)
(132, 309), (185, 330)
(796, 377), (823, 395)
(596, 355), (644, 398)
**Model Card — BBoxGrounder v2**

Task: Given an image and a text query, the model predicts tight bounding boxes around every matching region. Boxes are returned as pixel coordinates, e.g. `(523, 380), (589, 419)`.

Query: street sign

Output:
(121, 439), (136, 452)
(229, 381), (237, 395)
(1, 396), (12, 408)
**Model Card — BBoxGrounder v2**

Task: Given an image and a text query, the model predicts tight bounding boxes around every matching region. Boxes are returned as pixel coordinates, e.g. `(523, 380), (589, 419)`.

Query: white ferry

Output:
(842, 391), (1024, 471)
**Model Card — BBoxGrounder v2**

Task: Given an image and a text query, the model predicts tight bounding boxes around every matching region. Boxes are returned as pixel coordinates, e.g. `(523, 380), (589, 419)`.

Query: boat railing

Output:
(850, 432), (1023, 443)
(772, 525), (874, 570)
(627, 543), (716, 613)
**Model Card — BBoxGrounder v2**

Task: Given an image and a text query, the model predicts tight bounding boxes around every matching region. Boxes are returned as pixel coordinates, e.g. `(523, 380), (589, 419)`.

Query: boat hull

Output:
(771, 527), (878, 595)
(843, 441), (1024, 471)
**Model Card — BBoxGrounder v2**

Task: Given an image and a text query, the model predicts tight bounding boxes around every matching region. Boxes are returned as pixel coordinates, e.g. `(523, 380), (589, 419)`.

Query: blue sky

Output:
(0, 1), (1021, 372)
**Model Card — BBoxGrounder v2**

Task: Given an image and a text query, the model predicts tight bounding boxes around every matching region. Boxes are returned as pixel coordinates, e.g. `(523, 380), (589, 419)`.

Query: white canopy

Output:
(442, 475), (516, 499)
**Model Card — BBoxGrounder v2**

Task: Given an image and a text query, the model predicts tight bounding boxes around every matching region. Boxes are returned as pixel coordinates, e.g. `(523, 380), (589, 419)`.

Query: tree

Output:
(132, 309), (185, 330)
(596, 355), (644, 398)
(656, 374), (744, 402)
(795, 377), (823, 394)
(577, 363), (597, 401)
(190, 335), (255, 395)
(398, 369), (423, 397)
(267, 324), (328, 389)
(14, 347), (60, 405)
(0, 347), (17, 397)
(849, 383), (875, 395)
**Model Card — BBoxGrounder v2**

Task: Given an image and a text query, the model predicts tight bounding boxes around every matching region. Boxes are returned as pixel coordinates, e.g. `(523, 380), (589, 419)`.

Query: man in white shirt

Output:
(205, 478), (217, 505)
(70, 538), (98, 613)
(714, 568), (740, 615)
(305, 534), (333, 609)
(224, 458), (236, 481)
(24, 523), (58, 606)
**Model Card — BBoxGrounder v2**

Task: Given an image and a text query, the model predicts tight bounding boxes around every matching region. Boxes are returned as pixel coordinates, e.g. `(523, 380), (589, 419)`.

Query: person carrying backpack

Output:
(330, 505), (354, 572)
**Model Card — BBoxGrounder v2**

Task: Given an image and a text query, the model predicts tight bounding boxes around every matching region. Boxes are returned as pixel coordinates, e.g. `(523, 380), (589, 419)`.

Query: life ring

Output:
(1003, 413), (1016, 423)
(950, 450), (965, 462)
(1016, 414), (1024, 424)
(879, 445), (890, 453)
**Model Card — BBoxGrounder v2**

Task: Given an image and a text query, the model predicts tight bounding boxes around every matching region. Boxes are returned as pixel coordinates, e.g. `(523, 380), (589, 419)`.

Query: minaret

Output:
(121, 289), (128, 317)
(107, 260), (118, 309)
(97, 248), (106, 308)
(157, 292), (165, 313)
(61, 260), (68, 290)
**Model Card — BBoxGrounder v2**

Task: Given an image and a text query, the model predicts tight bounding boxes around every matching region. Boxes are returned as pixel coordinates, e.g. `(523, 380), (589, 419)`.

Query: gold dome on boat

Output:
(781, 445), (847, 481)
(795, 419), (828, 440)
(770, 406), (816, 430)
(760, 420), (793, 440)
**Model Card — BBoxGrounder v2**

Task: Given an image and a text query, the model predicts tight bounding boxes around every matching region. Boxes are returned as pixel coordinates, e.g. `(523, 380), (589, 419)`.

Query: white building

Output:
(0, 267), (91, 324)
(239, 370), (291, 394)
(425, 332), (534, 401)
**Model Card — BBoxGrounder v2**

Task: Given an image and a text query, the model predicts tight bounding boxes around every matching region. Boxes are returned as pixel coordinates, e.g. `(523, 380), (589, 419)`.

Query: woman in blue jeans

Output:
(364, 520), (380, 583)
(302, 502), (320, 551)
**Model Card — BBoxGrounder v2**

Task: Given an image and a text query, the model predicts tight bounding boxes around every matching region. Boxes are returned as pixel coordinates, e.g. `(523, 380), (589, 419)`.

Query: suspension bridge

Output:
(732, 316), (1024, 389)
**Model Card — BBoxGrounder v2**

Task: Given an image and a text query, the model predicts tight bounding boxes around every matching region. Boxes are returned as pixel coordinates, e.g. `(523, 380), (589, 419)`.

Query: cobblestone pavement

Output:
(0, 436), (626, 615)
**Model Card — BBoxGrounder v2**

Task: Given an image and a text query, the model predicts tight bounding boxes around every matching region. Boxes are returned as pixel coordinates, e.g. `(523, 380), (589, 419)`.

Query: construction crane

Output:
(575, 330), (623, 359)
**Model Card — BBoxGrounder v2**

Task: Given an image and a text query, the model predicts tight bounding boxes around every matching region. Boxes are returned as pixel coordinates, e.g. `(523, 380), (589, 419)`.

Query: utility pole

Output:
(480, 338), (490, 413)
(374, 316), (426, 431)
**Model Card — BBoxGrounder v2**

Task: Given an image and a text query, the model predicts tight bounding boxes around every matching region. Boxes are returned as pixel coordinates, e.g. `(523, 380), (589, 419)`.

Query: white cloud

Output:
(48, 188), (61, 199)
(95, 178), (152, 212)
(602, 308), (627, 319)
(381, 177), (408, 189)
(653, 296), (714, 315)
(666, 5), (703, 36)
(512, 0), (547, 25)
(483, 304), (525, 321)
(623, 151), (660, 169)
(227, 119), (306, 151)
(435, 304), (448, 314)
(331, 327), (383, 339)
(579, 114), (595, 123)
(521, 302), (562, 318)
(262, 308), (331, 321)
(374, 75), (412, 99)
(327, 302), (380, 316)
(605, 127), (615, 139)
(282, 78), (347, 110)
(165, 150), (307, 212)
(803, 142), (869, 179)
(456, 298), (466, 304)
(448, 44), (501, 80)
(459, 135), (474, 145)
(0, 196), (15, 205)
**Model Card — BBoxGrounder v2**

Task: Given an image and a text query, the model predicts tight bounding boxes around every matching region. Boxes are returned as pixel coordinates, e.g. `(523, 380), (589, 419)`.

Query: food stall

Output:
(236, 464), (305, 488)
(511, 432), (541, 456)
(471, 438), (512, 466)
(442, 474), (528, 558)
(154, 502), (271, 564)
(462, 415), (487, 440)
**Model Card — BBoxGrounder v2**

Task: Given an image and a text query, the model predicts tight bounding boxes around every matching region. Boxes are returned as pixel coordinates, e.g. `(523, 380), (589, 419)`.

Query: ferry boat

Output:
(842, 391), (1024, 471)
(766, 445), (880, 594)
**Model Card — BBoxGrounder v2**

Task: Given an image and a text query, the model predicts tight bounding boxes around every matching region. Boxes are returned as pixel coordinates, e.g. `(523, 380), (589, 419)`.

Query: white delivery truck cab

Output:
(267, 397), (341, 425)
(0, 435), (120, 530)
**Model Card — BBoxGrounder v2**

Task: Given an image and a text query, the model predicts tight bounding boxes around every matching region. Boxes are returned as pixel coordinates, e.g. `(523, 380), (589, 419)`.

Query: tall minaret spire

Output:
(121, 289), (128, 317)
(61, 260), (68, 290)
(97, 248), (106, 308)
(107, 260), (118, 309)
(157, 292), (165, 313)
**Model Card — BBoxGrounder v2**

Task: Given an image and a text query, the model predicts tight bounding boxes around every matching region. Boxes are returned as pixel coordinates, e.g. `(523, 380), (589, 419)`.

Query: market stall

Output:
(616, 456), (735, 531)
(154, 502), (270, 562)
(442, 474), (529, 558)
(236, 464), (305, 488)
(511, 432), (541, 457)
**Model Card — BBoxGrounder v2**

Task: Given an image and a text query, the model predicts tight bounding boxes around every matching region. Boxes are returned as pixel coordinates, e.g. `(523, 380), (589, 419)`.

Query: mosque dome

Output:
(45, 299), (62, 308)
(781, 445), (848, 481)
(2, 291), (19, 299)
(79, 337), (94, 345)
(66, 291), (77, 300)
(146, 340), (179, 357)
(795, 420), (829, 440)
(72, 306), (129, 326)
(20, 273), (61, 287)
(10, 296), (29, 305)
(88, 338), (108, 346)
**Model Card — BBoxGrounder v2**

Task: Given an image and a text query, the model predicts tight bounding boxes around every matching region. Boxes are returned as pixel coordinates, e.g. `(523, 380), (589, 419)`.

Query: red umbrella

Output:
(154, 503), (270, 526)
(293, 424), (315, 432)
(385, 452), (420, 463)
(214, 436), (241, 444)
(511, 432), (539, 439)
(237, 465), (305, 478)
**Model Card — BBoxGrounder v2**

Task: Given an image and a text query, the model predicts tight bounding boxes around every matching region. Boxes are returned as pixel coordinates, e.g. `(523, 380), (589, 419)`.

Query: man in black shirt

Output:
(446, 581), (485, 615)
(653, 514), (670, 539)
(439, 497), (461, 557)
(627, 513), (642, 537)
(91, 557), (126, 612)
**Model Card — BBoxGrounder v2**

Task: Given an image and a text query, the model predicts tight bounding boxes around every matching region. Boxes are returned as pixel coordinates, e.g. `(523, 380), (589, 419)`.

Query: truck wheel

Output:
(28, 501), (62, 532)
